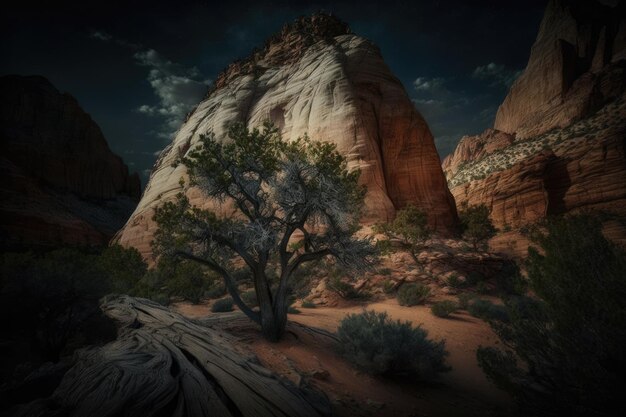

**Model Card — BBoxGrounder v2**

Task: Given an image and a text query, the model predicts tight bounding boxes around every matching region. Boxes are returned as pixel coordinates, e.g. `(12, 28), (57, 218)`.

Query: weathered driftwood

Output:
(13, 295), (331, 417)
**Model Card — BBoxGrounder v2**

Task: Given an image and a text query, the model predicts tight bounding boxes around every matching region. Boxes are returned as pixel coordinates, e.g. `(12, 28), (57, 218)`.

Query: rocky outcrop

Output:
(11, 296), (331, 417)
(117, 13), (457, 259)
(0, 75), (141, 249)
(494, 0), (626, 138)
(443, 0), (626, 256)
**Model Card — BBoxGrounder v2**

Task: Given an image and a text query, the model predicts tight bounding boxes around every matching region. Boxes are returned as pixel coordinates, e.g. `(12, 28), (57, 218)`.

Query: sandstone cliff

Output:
(444, 0), (626, 256)
(0, 75), (141, 249)
(117, 13), (458, 259)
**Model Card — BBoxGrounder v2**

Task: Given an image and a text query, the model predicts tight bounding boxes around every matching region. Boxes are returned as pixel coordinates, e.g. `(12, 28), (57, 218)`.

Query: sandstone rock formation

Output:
(443, 0), (626, 256)
(11, 295), (331, 417)
(0, 75), (141, 249)
(494, 0), (626, 139)
(117, 13), (457, 259)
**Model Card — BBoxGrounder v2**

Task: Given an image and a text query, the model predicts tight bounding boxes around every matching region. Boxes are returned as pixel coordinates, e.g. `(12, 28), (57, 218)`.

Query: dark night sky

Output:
(2, 0), (547, 186)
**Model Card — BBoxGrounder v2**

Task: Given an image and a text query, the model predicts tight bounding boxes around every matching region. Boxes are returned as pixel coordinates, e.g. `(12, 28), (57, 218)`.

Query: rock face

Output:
(494, 0), (626, 139)
(117, 13), (457, 259)
(0, 75), (141, 249)
(444, 0), (626, 256)
(12, 296), (331, 417)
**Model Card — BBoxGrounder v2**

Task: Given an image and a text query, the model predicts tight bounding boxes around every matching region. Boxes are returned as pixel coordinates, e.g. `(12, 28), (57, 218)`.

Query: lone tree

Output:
(374, 204), (431, 267)
(153, 122), (377, 341)
(458, 203), (497, 250)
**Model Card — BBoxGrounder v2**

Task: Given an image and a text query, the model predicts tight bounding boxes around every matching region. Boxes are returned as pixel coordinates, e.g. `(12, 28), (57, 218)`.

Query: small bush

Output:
(382, 279), (396, 294)
(241, 289), (258, 307)
(288, 306), (301, 314)
(379, 267), (393, 276)
(397, 283), (430, 306)
(211, 297), (234, 313)
(205, 284), (226, 299)
(431, 301), (458, 318)
(301, 300), (316, 308)
(337, 310), (449, 380)
(468, 299), (508, 322)
(457, 292), (477, 310)
(446, 274), (464, 288)
(328, 276), (370, 300)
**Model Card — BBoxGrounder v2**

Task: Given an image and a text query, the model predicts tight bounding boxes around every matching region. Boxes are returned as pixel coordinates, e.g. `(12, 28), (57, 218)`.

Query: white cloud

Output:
(472, 62), (522, 88)
(413, 77), (446, 92)
(90, 31), (112, 42)
(133, 49), (211, 139)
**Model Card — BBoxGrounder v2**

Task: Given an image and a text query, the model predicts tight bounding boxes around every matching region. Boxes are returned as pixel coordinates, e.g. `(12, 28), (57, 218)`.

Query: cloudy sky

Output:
(2, 0), (547, 186)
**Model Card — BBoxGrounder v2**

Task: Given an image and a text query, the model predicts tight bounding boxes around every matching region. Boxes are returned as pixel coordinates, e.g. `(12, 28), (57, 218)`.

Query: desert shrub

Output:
(431, 301), (458, 318)
(99, 244), (147, 294)
(382, 279), (396, 294)
(288, 306), (301, 314)
(477, 214), (626, 417)
(328, 276), (370, 300)
(379, 267), (393, 276)
(301, 300), (316, 308)
(457, 292), (477, 310)
(468, 299), (509, 322)
(397, 283), (430, 306)
(476, 281), (489, 294)
(446, 274), (464, 288)
(241, 289), (258, 307)
(337, 310), (449, 380)
(211, 297), (234, 313)
(205, 283), (226, 299)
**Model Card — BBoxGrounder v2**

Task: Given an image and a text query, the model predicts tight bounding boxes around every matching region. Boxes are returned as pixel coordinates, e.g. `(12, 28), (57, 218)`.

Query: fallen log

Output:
(11, 295), (332, 417)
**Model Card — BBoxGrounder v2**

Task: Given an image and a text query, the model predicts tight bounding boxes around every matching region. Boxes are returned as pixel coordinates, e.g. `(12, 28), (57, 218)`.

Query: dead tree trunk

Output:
(12, 295), (331, 417)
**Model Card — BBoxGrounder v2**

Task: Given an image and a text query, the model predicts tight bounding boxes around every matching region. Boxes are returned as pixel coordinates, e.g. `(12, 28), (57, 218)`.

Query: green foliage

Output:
(468, 299), (509, 322)
(477, 214), (626, 417)
(493, 262), (526, 295)
(382, 279), (396, 294)
(152, 122), (377, 341)
(458, 204), (497, 250)
(211, 297), (234, 312)
(336, 310), (449, 380)
(374, 205), (431, 265)
(135, 257), (217, 304)
(445, 274), (464, 288)
(457, 292), (477, 310)
(328, 276), (370, 300)
(205, 283), (227, 299)
(301, 300), (316, 308)
(99, 244), (147, 294)
(431, 301), (458, 318)
(287, 306), (301, 314)
(241, 289), (258, 307)
(397, 283), (430, 306)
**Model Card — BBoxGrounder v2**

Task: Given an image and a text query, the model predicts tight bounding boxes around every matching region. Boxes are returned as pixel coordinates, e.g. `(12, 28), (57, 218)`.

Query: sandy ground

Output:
(174, 298), (516, 417)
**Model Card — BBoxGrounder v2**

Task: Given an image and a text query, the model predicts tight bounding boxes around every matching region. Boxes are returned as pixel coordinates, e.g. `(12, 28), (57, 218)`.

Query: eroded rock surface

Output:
(117, 13), (457, 259)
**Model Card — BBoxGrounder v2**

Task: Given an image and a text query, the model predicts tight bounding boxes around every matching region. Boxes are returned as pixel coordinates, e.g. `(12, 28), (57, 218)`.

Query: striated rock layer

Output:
(0, 75), (141, 249)
(117, 13), (457, 259)
(444, 0), (626, 257)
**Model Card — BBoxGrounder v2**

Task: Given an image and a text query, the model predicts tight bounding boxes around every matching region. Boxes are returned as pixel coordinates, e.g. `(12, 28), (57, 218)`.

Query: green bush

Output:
(468, 299), (509, 322)
(205, 283), (226, 299)
(337, 311), (449, 380)
(457, 292), (477, 310)
(211, 297), (234, 312)
(477, 214), (626, 417)
(397, 283), (430, 306)
(328, 276), (370, 300)
(288, 306), (301, 314)
(458, 204), (497, 250)
(301, 300), (316, 308)
(382, 279), (396, 294)
(431, 301), (458, 318)
(493, 262), (526, 295)
(241, 289), (258, 307)
(446, 274), (464, 288)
